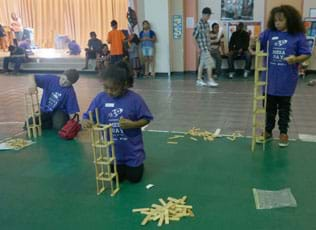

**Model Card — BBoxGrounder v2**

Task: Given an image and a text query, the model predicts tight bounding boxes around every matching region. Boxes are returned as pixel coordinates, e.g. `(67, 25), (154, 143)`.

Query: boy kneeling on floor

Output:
(26, 69), (80, 130)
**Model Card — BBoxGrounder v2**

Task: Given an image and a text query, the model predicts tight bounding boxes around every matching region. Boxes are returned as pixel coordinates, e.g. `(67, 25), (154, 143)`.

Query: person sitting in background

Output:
(210, 23), (225, 78)
(18, 39), (33, 55)
(1, 44), (26, 74)
(227, 22), (251, 78)
(83, 31), (102, 70)
(68, 40), (81, 55)
(0, 24), (7, 51)
(96, 43), (110, 71)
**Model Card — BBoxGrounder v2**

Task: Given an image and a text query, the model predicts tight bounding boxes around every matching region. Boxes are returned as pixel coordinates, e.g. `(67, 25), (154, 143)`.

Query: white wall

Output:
(303, 0), (316, 70)
(303, 0), (316, 17)
(143, 0), (170, 74)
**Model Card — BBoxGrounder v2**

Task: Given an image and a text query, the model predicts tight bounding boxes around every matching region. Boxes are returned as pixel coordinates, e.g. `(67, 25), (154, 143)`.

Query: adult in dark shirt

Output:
(227, 22), (251, 78)
(1, 45), (26, 74)
(83, 31), (102, 70)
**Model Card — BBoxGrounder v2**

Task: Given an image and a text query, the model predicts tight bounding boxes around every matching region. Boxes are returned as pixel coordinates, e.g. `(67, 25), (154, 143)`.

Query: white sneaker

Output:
(207, 79), (219, 87)
(243, 70), (250, 78)
(196, 79), (207, 86)
(229, 72), (234, 78)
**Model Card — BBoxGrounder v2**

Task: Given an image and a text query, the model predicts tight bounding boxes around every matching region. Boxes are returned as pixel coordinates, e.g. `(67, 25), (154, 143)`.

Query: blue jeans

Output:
(26, 110), (70, 130)
(110, 55), (123, 64)
(210, 49), (222, 75)
(3, 56), (25, 72)
(227, 50), (251, 72)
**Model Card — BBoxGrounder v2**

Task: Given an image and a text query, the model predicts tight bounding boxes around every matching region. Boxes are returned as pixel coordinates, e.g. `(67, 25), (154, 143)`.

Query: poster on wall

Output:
(225, 21), (261, 40)
(173, 15), (182, 39)
(304, 18), (316, 37)
(221, 0), (254, 20)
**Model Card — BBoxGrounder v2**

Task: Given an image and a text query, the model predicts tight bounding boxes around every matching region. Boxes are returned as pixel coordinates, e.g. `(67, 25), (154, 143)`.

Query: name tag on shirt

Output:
(105, 103), (114, 107)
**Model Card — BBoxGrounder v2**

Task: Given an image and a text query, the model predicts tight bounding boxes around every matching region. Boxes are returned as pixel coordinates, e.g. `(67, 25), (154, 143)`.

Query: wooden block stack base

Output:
(89, 109), (120, 197)
(24, 91), (42, 139)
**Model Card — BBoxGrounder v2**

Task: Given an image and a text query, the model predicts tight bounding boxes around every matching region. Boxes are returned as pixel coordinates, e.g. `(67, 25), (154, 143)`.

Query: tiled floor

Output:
(0, 72), (316, 140)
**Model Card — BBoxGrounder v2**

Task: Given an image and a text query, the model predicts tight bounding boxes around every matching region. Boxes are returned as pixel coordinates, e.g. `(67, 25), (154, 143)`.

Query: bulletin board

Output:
(173, 15), (182, 39)
(221, 0), (254, 20)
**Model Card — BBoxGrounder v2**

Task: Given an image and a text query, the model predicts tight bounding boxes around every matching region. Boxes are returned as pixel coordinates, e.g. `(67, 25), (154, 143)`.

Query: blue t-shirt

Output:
(139, 30), (156, 48)
(88, 38), (102, 52)
(82, 90), (153, 167)
(68, 41), (81, 55)
(35, 75), (80, 114)
(260, 29), (311, 96)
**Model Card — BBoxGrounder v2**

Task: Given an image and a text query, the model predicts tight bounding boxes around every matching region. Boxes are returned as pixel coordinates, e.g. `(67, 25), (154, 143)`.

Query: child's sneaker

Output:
(278, 133), (289, 147)
(196, 79), (207, 86)
(307, 80), (315, 86)
(256, 132), (273, 144)
(206, 79), (219, 87)
(243, 70), (250, 78)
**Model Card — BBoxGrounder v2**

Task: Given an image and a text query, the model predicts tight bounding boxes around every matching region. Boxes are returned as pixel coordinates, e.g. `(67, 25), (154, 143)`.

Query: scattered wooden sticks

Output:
(186, 127), (218, 142)
(132, 196), (194, 227)
(226, 131), (243, 141)
(167, 141), (178, 144)
(167, 128), (243, 144)
(168, 135), (184, 140)
(4, 138), (33, 150)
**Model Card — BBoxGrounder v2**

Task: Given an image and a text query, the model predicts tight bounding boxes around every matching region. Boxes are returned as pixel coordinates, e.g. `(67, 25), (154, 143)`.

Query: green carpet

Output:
(0, 130), (315, 229)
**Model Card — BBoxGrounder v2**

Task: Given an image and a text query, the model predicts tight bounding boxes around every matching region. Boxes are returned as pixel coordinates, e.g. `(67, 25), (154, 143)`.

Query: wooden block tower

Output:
(89, 109), (120, 196)
(251, 39), (269, 152)
(24, 90), (42, 139)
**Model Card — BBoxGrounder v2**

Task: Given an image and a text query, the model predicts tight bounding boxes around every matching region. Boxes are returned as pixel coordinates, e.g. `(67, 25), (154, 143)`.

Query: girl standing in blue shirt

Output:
(82, 65), (153, 183)
(260, 5), (311, 147)
(139, 20), (156, 77)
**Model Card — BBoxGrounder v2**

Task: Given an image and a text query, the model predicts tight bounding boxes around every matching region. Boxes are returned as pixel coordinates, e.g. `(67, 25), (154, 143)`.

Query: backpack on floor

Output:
(58, 114), (81, 140)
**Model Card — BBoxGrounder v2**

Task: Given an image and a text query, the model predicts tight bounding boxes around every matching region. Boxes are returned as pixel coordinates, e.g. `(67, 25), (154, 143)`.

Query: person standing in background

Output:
(10, 13), (23, 41)
(193, 7), (218, 87)
(139, 20), (156, 77)
(107, 20), (126, 64)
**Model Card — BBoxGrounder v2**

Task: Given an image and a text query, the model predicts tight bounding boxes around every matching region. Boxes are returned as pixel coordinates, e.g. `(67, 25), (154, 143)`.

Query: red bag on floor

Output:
(58, 114), (81, 140)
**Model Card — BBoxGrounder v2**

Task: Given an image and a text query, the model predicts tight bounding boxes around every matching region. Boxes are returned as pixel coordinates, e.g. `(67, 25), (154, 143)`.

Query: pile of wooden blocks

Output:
(187, 127), (222, 142)
(132, 196), (194, 227)
(167, 128), (221, 144)
(187, 127), (218, 141)
(4, 138), (33, 150)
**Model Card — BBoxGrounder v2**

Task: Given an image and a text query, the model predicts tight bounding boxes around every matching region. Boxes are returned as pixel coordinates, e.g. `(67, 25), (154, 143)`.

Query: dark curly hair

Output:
(267, 5), (305, 34)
